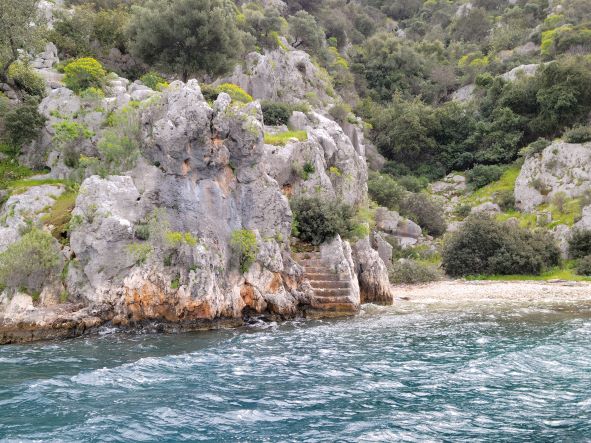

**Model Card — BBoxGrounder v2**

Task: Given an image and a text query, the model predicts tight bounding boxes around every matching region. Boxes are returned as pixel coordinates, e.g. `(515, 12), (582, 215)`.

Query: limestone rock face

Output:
(218, 49), (334, 105)
(320, 235), (360, 306)
(515, 142), (591, 211)
(500, 63), (542, 82)
(352, 237), (394, 305)
(264, 112), (368, 206)
(0, 184), (65, 252)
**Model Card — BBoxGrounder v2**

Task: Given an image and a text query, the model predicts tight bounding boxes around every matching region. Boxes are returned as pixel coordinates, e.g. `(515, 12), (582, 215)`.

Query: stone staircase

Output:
(294, 251), (358, 317)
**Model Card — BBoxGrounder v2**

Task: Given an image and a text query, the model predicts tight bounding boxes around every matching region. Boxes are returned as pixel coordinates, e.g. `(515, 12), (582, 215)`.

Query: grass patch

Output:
(9, 178), (74, 190)
(0, 161), (34, 190)
(41, 191), (78, 242)
(462, 164), (521, 206)
(538, 198), (582, 228)
(264, 130), (308, 146)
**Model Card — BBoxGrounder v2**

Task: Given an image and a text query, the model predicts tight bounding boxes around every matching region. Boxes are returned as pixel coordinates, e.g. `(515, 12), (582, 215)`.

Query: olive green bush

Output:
(568, 229), (591, 259)
(575, 255), (591, 276)
(466, 164), (503, 189)
(3, 99), (46, 149)
(442, 214), (560, 276)
(7, 61), (46, 97)
(389, 259), (441, 284)
(0, 229), (63, 294)
(291, 196), (355, 245)
(399, 193), (447, 237)
(367, 172), (405, 210)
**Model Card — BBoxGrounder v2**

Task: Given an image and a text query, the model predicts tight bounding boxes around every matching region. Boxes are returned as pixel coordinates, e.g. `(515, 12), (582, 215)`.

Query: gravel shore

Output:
(379, 280), (591, 313)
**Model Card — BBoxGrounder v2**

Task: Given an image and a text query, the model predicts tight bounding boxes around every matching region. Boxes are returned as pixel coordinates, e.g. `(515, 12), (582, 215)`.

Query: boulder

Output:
(352, 237), (394, 305)
(515, 141), (591, 211)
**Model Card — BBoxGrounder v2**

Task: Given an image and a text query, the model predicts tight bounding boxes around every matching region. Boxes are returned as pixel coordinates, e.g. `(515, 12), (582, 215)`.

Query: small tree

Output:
(288, 11), (325, 54)
(128, 0), (244, 81)
(231, 229), (258, 273)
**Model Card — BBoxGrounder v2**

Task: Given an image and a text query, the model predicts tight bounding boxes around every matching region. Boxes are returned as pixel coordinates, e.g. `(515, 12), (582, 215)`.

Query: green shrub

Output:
(165, 231), (198, 247)
(389, 259), (441, 284)
(575, 255), (591, 276)
(564, 125), (591, 143)
(7, 61), (46, 97)
(442, 214), (561, 277)
(291, 196), (355, 245)
(495, 189), (516, 211)
(400, 193), (447, 236)
(96, 106), (141, 174)
(0, 229), (63, 294)
(63, 57), (107, 93)
(80, 87), (105, 101)
(261, 101), (292, 126)
(454, 204), (472, 218)
(140, 72), (168, 91)
(367, 172), (405, 210)
(53, 121), (94, 168)
(396, 175), (428, 192)
(216, 83), (253, 103)
(568, 229), (591, 259)
(127, 243), (153, 265)
(466, 164), (504, 189)
(328, 103), (351, 123)
(3, 100), (46, 148)
(231, 229), (258, 273)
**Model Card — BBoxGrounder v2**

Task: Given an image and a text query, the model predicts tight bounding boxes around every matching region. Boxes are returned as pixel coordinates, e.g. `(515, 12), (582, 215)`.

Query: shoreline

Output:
(385, 279), (591, 312)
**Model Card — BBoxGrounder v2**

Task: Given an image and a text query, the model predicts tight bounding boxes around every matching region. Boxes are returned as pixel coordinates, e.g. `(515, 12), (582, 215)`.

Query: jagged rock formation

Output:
(515, 141), (591, 211)
(218, 48), (334, 105)
(1, 71), (394, 342)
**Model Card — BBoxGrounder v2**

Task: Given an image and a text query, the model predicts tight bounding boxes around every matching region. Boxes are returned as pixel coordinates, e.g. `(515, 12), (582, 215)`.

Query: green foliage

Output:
(328, 103), (351, 123)
(7, 61), (45, 97)
(288, 10), (325, 54)
(230, 229), (258, 273)
(140, 72), (168, 91)
(367, 172), (405, 210)
(41, 190), (78, 242)
(264, 130), (307, 146)
(291, 196), (355, 245)
(389, 259), (441, 284)
(564, 125), (591, 144)
(52, 121), (94, 168)
(95, 105), (141, 174)
(442, 214), (561, 277)
(2, 100), (46, 149)
(494, 189), (516, 212)
(0, 160), (33, 190)
(0, 0), (45, 74)
(128, 0), (244, 80)
(400, 193), (447, 236)
(260, 101), (308, 126)
(466, 164), (504, 189)
(568, 229), (591, 259)
(454, 204), (472, 218)
(216, 83), (253, 103)
(63, 58), (107, 93)
(0, 229), (63, 294)
(575, 256), (591, 276)
(165, 231), (198, 248)
(127, 242), (153, 265)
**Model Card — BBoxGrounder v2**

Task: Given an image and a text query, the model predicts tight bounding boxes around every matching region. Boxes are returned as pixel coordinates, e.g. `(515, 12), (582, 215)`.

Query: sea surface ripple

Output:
(1, 306), (590, 442)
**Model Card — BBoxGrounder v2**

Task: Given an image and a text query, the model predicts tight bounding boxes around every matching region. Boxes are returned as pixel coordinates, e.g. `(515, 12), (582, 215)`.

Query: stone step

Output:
(294, 252), (321, 260)
(299, 259), (325, 267)
(304, 267), (334, 275)
(305, 273), (341, 282)
(310, 301), (358, 312)
(311, 288), (351, 297)
(312, 294), (352, 303)
(309, 280), (350, 290)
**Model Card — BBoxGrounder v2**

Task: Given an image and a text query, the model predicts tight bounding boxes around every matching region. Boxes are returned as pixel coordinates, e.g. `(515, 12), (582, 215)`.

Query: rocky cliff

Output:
(0, 53), (394, 343)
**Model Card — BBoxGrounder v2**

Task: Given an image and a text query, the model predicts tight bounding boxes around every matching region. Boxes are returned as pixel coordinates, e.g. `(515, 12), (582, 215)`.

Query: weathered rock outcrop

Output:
(218, 48), (334, 105)
(515, 141), (591, 211)
(1, 75), (394, 343)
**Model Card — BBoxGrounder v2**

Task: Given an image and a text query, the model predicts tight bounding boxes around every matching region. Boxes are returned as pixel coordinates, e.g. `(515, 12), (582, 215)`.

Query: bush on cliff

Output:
(442, 214), (560, 277)
(231, 229), (258, 274)
(63, 57), (107, 93)
(291, 196), (355, 245)
(2, 99), (46, 150)
(399, 193), (447, 237)
(0, 229), (63, 294)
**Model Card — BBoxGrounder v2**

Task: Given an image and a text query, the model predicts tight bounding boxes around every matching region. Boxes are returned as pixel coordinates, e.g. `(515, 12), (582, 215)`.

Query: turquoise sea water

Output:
(1, 305), (591, 442)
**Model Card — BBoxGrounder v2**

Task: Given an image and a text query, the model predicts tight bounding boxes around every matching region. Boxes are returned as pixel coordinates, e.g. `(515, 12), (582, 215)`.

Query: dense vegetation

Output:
(2, 0), (591, 284)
